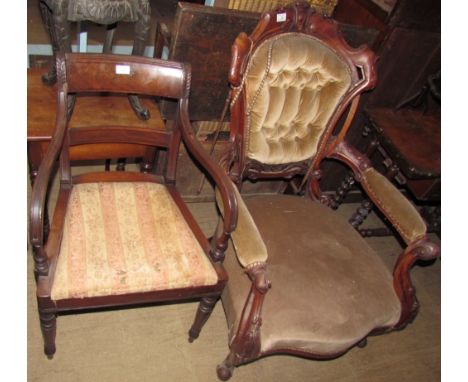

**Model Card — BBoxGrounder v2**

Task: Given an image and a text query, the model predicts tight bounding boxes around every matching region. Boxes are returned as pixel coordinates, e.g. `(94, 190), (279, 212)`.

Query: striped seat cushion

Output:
(51, 182), (218, 301)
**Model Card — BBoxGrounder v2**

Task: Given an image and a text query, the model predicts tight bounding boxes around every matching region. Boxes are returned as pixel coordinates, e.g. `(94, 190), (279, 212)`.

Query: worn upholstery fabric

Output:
(51, 182), (217, 300)
(361, 168), (427, 244)
(244, 34), (351, 164)
(215, 185), (268, 267)
(67, 0), (150, 24)
(222, 195), (401, 355)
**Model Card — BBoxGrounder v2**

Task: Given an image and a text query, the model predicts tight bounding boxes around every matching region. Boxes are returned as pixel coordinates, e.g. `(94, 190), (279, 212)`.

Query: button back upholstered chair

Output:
(29, 53), (238, 360)
(214, 2), (440, 379)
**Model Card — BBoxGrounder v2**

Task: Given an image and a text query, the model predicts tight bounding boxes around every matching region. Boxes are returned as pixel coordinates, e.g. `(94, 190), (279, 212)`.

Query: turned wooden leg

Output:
(331, 172), (355, 210)
(116, 158), (127, 171)
(140, 147), (157, 173)
(39, 311), (57, 359)
(349, 198), (373, 228)
(188, 296), (218, 342)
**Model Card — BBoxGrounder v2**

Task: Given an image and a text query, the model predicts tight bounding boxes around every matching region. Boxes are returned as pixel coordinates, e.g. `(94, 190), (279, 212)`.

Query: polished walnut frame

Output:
(29, 53), (238, 360)
(216, 2), (440, 379)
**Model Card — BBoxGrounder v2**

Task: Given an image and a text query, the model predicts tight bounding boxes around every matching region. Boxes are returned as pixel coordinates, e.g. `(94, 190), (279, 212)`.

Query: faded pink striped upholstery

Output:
(51, 182), (218, 300)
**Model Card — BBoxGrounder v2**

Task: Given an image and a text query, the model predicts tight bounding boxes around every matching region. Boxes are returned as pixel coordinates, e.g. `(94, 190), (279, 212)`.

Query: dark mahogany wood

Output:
(225, 2), (377, 187)
(29, 53), (238, 362)
(216, 2), (440, 379)
(27, 67), (162, 175)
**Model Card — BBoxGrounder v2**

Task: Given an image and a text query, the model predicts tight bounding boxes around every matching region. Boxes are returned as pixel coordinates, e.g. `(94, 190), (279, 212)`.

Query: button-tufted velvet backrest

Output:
(244, 33), (352, 165)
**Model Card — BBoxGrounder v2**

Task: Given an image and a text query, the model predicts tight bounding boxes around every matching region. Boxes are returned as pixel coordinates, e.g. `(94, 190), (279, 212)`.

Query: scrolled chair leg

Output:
(188, 296), (218, 342)
(39, 311), (57, 359)
(216, 351), (237, 381)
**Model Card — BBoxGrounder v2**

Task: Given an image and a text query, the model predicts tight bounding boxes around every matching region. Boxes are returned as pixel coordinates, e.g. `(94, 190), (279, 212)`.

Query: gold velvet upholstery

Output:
(216, 4), (439, 379)
(215, 185), (268, 267)
(51, 182), (218, 300)
(244, 34), (352, 164)
(361, 168), (427, 243)
(221, 195), (401, 355)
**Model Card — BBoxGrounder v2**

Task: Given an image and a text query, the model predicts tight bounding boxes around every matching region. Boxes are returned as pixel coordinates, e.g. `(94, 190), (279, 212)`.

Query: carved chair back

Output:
(30, 53), (191, 274)
(59, 53), (188, 183)
(223, 1), (377, 186)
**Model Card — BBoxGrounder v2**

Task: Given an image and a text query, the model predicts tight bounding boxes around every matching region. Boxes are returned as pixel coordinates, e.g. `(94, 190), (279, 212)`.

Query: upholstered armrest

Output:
(215, 185), (268, 268)
(329, 141), (427, 244)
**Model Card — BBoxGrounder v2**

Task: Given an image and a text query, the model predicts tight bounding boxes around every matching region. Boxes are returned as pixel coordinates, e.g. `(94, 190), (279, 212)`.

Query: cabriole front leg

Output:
(393, 238), (440, 329)
(217, 262), (270, 380)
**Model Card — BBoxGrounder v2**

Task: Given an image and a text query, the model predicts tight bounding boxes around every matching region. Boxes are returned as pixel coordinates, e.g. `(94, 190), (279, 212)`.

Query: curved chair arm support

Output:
(392, 237), (440, 328)
(224, 262), (271, 370)
(329, 140), (427, 244)
(178, 98), (238, 262)
(328, 140), (440, 329)
(215, 185), (268, 267)
(29, 89), (68, 276)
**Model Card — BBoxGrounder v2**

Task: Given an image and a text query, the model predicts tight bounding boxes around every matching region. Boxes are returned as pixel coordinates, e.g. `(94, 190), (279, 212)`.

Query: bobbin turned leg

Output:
(188, 296), (218, 342)
(39, 311), (57, 359)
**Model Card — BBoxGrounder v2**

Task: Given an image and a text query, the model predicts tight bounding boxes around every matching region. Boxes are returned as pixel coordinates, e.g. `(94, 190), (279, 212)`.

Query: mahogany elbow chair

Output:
(214, 2), (440, 379)
(29, 53), (238, 361)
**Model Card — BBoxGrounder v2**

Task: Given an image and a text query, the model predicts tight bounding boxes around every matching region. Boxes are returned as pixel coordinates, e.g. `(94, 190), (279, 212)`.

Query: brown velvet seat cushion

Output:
(221, 195), (401, 356)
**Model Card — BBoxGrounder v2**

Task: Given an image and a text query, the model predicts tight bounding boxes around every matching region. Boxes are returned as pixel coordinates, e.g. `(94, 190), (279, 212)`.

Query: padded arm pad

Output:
(329, 140), (427, 244)
(215, 185), (268, 267)
(360, 168), (427, 243)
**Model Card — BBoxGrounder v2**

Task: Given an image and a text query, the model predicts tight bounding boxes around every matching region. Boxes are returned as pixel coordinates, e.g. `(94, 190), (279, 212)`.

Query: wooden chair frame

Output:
(216, 2), (440, 379)
(29, 53), (238, 360)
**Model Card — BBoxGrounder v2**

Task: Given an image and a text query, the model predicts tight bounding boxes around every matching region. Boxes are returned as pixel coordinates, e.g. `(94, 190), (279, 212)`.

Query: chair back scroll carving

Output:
(223, 1), (377, 186)
(214, 3), (440, 381)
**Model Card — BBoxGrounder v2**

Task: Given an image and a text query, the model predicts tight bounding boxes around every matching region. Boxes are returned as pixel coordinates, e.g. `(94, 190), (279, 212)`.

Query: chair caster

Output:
(216, 362), (233, 381)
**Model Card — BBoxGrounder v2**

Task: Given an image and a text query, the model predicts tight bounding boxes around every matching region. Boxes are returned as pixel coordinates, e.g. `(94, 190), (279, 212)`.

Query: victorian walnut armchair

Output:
(214, 2), (440, 379)
(29, 53), (237, 360)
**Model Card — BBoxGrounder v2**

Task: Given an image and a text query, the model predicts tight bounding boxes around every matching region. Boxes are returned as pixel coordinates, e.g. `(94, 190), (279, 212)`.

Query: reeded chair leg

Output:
(188, 296), (218, 342)
(39, 311), (57, 359)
